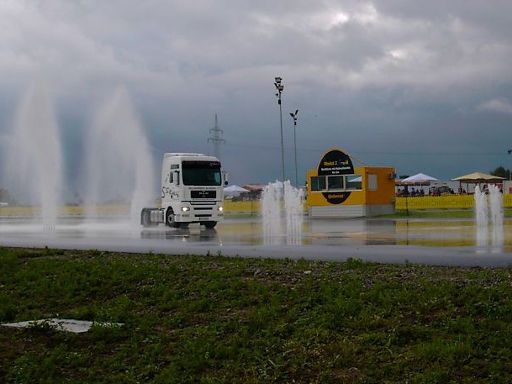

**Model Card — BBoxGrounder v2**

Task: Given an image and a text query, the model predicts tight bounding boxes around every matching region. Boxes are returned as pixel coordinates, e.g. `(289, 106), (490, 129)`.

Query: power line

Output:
(224, 141), (508, 157)
(207, 113), (225, 160)
(149, 137), (508, 159)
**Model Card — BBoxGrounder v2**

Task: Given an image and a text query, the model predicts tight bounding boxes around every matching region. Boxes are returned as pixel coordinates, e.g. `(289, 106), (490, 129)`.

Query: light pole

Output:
(508, 149), (512, 180)
(289, 109), (299, 187)
(274, 77), (285, 182)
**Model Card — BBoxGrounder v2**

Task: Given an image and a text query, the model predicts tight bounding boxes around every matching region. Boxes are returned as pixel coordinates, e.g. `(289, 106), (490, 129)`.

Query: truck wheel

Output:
(141, 209), (151, 227)
(204, 221), (217, 229)
(166, 208), (179, 228)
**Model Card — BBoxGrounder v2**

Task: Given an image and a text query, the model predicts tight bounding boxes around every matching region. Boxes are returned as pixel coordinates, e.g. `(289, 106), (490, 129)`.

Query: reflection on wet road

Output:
(0, 217), (511, 266)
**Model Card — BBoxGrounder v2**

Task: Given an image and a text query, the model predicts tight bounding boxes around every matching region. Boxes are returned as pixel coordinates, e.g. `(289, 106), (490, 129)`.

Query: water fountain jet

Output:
(261, 181), (283, 244)
(284, 181), (304, 245)
(474, 185), (504, 248)
(262, 180), (303, 245)
(4, 81), (63, 228)
(84, 86), (154, 226)
(489, 184), (504, 248)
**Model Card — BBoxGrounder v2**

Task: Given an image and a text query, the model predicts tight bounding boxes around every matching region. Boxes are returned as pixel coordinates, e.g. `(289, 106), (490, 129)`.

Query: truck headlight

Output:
(218, 206), (223, 212)
(181, 206), (190, 212)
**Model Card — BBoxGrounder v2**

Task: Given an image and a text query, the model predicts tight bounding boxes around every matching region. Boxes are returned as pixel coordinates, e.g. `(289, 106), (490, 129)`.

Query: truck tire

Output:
(141, 209), (151, 227)
(204, 221), (217, 229)
(166, 208), (179, 228)
(141, 208), (158, 227)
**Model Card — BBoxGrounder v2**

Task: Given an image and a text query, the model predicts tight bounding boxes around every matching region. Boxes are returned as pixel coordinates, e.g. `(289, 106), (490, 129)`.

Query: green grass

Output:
(2, 248), (512, 383)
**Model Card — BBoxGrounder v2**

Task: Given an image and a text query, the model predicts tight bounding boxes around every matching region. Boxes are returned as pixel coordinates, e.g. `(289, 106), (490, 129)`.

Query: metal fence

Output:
(395, 195), (512, 210)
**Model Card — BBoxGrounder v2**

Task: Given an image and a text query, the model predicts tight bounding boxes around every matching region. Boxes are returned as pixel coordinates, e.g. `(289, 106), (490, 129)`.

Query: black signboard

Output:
(317, 149), (354, 204)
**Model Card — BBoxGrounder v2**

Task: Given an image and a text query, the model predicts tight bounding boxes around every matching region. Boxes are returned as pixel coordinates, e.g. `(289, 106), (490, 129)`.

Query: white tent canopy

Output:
(223, 185), (249, 197)
(400, 173), (438, 185)
(452, 172), (505, 182)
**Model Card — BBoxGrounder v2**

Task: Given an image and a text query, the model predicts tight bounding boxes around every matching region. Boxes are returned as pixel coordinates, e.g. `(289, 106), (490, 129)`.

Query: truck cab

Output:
(141, 153), (226, 229)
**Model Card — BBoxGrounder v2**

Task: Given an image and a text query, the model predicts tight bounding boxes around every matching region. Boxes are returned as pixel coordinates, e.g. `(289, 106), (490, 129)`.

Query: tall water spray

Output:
(474, 185), (503, 248)
(5, 82), (63, 227)
(284, 181), (304, 244)
(261, 181), (283, 244)
(261, 180), (303, 245)
(474, 186), (488, 247)
(489, 184), (504, 247)
(474, 186), (488, 225)
(85, 87), (154, 225)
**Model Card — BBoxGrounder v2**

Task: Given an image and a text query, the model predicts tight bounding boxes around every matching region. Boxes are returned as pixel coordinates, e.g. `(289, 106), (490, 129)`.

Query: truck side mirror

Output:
(174, 171), (180, 186)
(223, 172), (229, 186)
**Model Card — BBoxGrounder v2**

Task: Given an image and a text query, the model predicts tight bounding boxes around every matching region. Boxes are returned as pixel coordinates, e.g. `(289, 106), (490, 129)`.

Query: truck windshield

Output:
(182, 161), (222, 186)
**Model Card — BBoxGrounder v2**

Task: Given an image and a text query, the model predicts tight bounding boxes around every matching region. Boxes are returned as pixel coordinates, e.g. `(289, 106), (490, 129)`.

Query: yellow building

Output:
(306, 148), (395, 217)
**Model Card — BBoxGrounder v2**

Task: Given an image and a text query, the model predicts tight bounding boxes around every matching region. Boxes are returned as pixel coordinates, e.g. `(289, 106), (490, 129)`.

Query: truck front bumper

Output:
(174, 203), (224, 223)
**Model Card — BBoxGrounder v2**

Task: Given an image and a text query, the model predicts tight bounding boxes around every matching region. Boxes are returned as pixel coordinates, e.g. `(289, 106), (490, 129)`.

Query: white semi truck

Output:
(141, 153), (227, 229)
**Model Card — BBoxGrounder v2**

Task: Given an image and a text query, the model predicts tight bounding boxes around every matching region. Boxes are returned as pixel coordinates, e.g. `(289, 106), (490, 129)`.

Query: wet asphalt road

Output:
(0, 216), (511, 267)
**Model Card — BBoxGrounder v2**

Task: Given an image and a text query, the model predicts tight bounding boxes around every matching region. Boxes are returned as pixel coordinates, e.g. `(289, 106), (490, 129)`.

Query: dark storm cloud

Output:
(1, 0), (511, 187)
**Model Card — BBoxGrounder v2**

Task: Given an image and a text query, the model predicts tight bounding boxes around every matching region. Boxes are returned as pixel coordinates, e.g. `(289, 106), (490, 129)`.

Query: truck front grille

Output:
(190, 201), (215, 205)
(191, 190), (216, 199)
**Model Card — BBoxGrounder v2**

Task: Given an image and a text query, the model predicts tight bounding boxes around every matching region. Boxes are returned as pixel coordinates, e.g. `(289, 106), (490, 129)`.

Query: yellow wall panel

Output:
(362, 167), (396, 205)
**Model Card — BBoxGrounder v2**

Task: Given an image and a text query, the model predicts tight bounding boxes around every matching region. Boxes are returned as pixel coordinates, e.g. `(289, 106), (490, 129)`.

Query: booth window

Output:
(311, 176), (326, 191)
(328, 176), (344, 190)
(310, 174), (363, 192)
(346, 175), (362, 190)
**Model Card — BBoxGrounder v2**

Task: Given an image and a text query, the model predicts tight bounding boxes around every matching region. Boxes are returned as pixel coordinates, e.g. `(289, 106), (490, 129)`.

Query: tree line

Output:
(491, 166), (511, 180)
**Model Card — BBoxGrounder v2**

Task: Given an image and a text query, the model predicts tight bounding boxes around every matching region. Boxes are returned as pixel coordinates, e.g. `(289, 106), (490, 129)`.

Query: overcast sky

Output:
(1, 0), (512, 190)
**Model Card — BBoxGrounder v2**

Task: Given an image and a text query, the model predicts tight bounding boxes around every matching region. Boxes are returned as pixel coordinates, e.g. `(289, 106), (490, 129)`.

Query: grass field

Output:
(2, 247), (512, 383)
